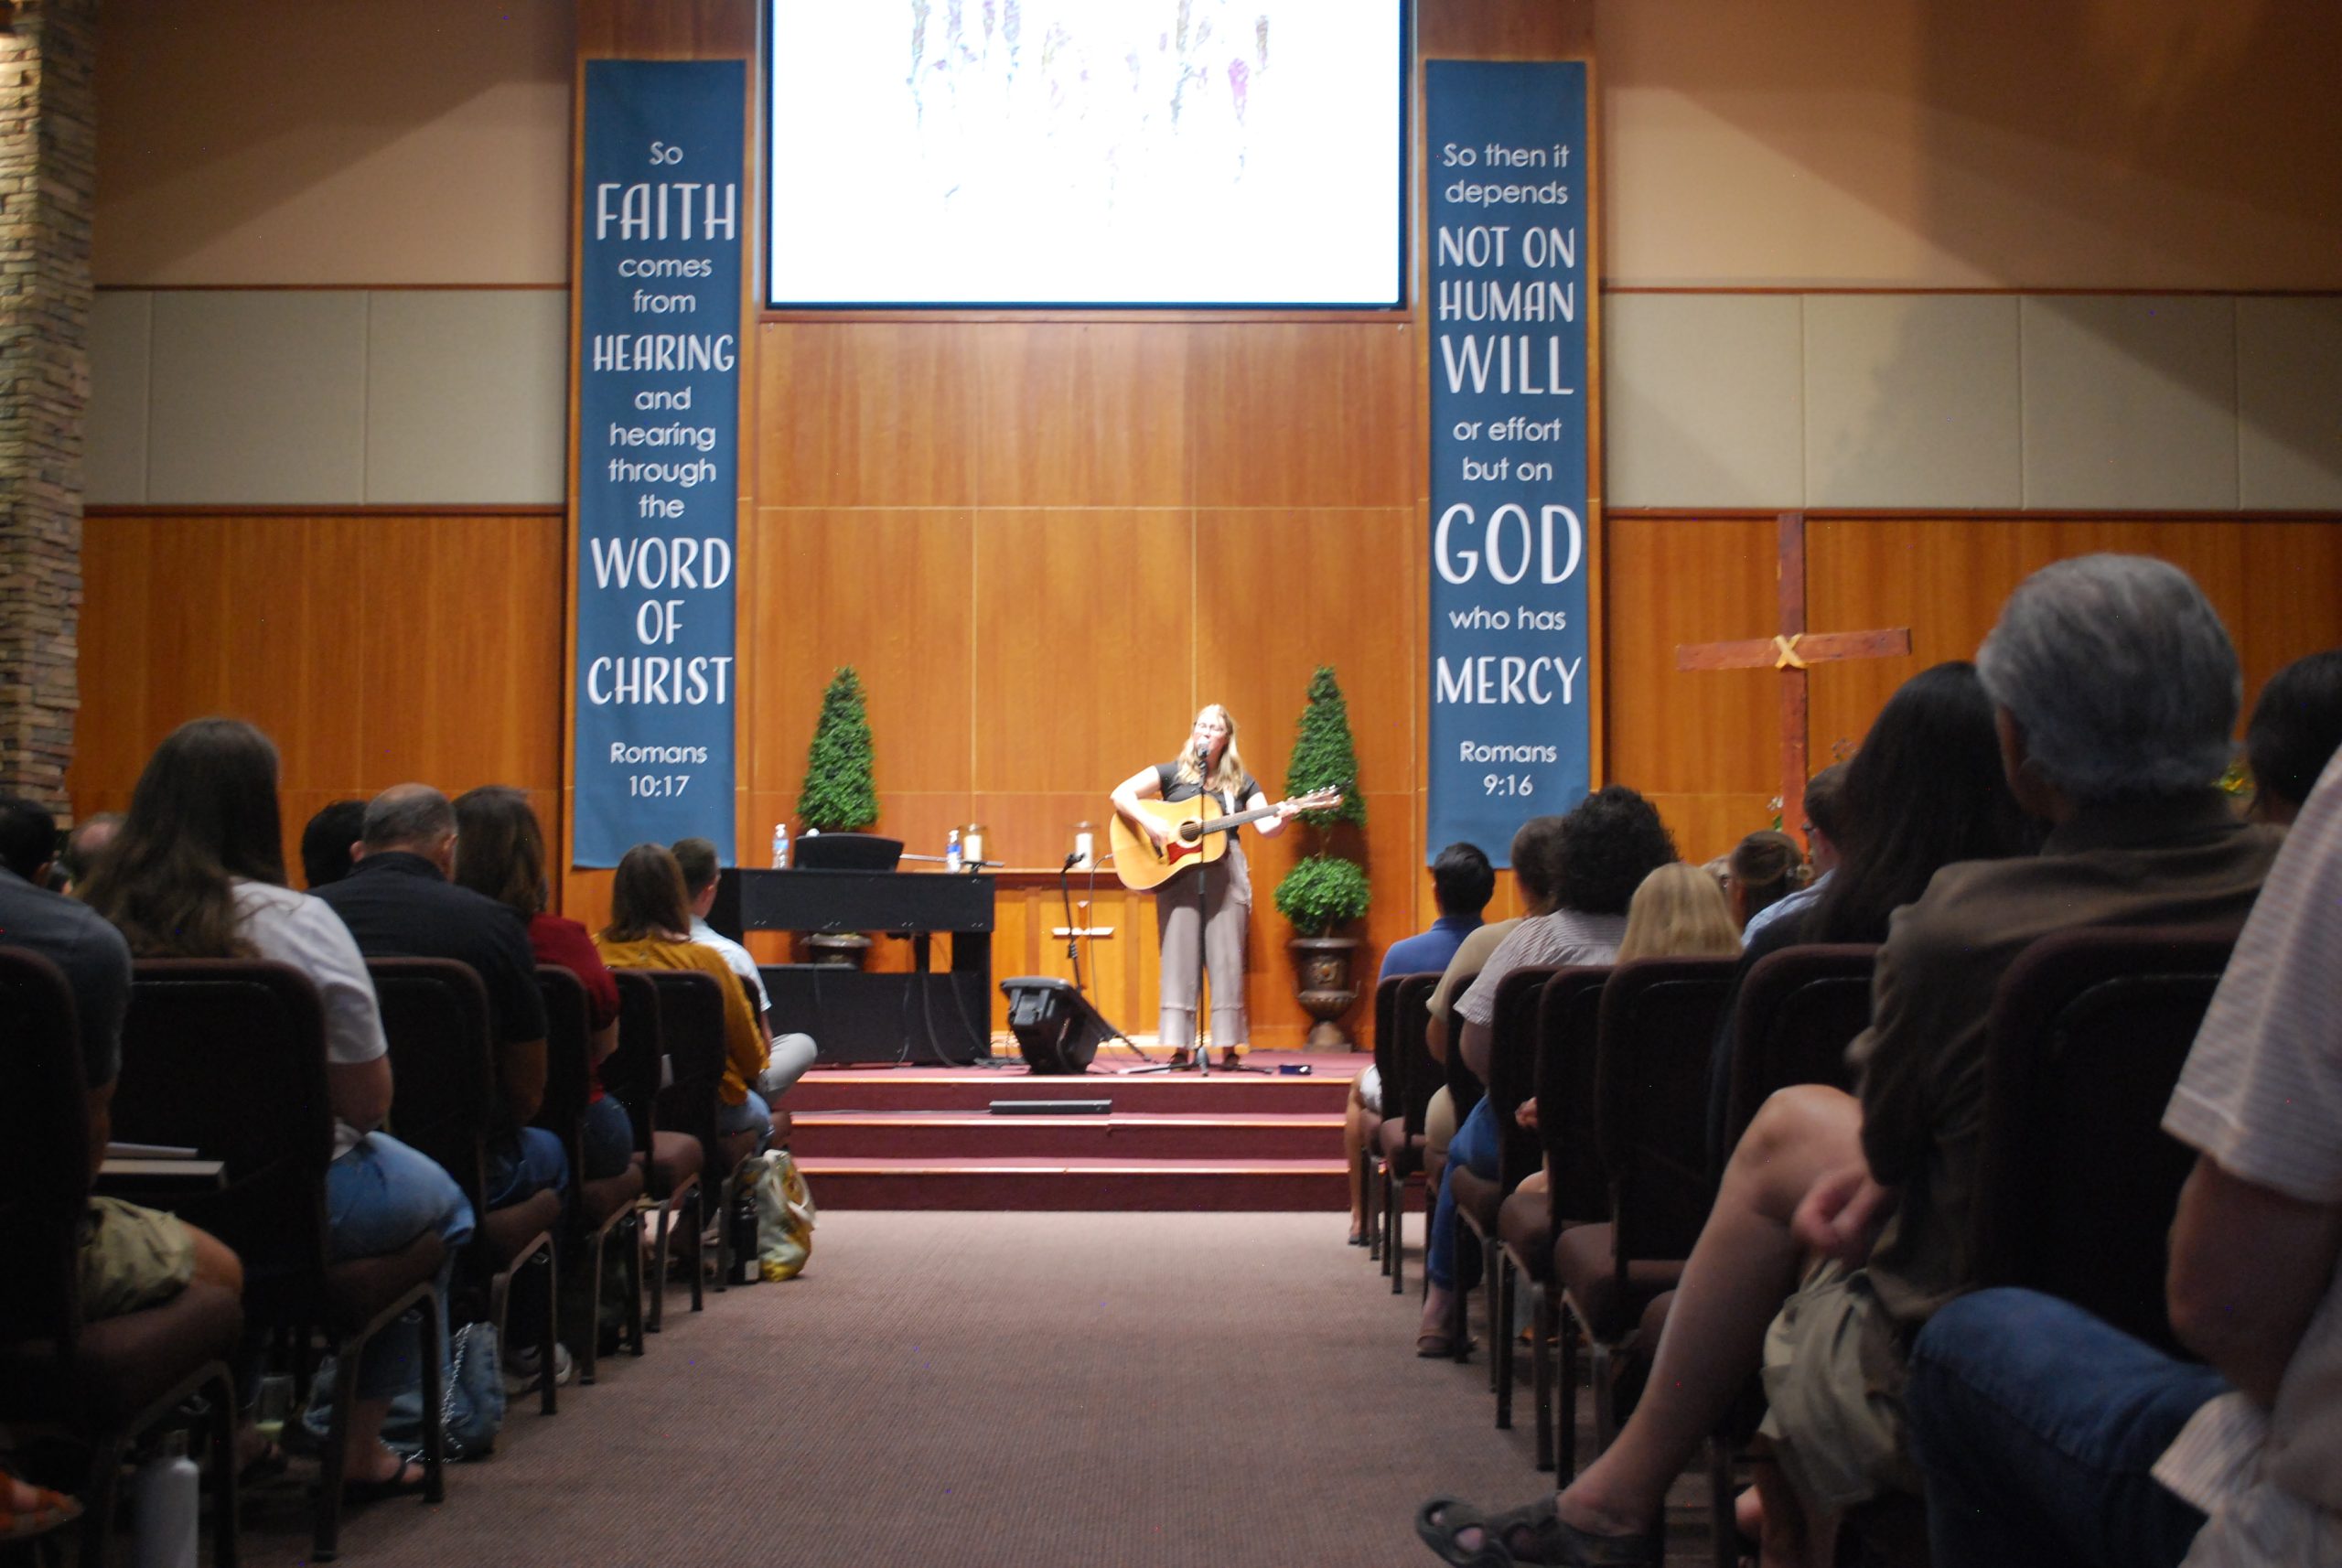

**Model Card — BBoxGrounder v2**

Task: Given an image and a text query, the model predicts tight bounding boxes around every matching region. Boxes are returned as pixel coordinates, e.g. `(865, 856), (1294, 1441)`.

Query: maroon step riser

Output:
(790, 1077), (1351, 1114)
(792, 1121), (1338, 1161)
(807, 1169), (1348, 1211)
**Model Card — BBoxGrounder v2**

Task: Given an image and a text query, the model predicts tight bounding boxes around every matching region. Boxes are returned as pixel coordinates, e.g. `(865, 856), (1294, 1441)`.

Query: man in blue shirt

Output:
(1347, 842), (1494, 1243)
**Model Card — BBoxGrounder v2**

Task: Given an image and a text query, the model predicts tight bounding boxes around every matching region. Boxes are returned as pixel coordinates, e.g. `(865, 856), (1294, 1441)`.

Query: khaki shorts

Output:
(1756, 1257), (1924, 1512)
(78, 1197), (196, 1321)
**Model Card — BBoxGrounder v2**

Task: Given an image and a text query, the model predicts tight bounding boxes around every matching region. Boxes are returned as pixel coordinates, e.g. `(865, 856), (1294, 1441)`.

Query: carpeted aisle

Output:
(230, 1211), (1710, 1567)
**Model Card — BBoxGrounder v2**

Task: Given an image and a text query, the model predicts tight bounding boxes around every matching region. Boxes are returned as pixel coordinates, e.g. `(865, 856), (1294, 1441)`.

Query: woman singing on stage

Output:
(1111, 705), (1296, 1068)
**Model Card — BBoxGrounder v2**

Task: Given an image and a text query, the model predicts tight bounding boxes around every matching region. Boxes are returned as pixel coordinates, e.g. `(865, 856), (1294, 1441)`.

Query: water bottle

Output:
(132, 1430), (198, 1568)
(770, 822), (790, 869)
(945, 828), (962, 874)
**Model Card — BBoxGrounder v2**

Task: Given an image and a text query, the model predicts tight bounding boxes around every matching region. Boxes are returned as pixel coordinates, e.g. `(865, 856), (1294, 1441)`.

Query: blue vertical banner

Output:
(1424, 60), (1593, 867)
(575, 60), (745, 867)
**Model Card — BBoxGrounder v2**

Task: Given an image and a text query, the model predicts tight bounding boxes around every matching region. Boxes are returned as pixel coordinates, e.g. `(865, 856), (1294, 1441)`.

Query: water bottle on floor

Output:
(132, 1430), (198, 1568)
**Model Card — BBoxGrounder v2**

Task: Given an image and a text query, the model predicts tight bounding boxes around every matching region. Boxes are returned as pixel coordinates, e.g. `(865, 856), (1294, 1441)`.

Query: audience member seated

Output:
(1724, 829), (1803, 935)
(1346, 841), (1493, 1244)
(1905, 745), (2342, 1568)
(0, 792), (242, 1318)
(1738, 767), (1845, 947)
(298, 798), (368, 889)
(1704, 663), (2038, 1165)
(671, 835), (817, 1106)
(80, 718), (474, 1498)
(2242, 645), (2342, 825)
(594, 843), (772, 1151)
(54, 810), (122, 896)
(316, 785), (566, 1211)
(450, 786), (633, 1183)
(1421, 829), (1552, 1180)
(1416, 555), (2284, 1568)
(1416, 788), (1675, 1356)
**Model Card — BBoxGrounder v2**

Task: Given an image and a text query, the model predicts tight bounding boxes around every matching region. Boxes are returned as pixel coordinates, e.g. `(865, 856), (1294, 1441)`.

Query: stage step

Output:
(784, 1051), (1362, 1209)
(796, 1155), (1350, 1211)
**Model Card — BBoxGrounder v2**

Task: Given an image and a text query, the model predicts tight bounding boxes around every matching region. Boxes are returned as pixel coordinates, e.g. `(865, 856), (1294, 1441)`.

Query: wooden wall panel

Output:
(74, 512), (565, 886)
(1602, 515), (1779, 861)
(757, 324), (983, 508)
(1191, 324), (1422, 509)
(577, 0), (752, 59)
(970, 325), (1193, 508)
(1422, 0), (1595, 59)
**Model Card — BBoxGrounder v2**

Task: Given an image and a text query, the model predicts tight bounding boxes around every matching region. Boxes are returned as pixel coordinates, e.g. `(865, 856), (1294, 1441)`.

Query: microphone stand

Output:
(1058, 851), (1147, 1065)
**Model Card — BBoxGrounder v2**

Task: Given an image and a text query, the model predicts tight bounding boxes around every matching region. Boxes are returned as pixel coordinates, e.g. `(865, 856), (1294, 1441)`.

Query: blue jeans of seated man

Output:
(1427, 1097), (1500, 1291)
(327, 1132), (477, 1402)
(716, 1087), (770, 1152)
(578, 1095), (636, 1182)
(1906, 1287), (2227, 1568)
(484, 1125), (570, 1209)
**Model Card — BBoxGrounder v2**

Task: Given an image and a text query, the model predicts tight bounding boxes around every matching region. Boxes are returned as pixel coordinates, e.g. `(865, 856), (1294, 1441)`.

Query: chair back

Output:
(1440, 972), (1485, 1124)
(1369, 972), (1405, 1097)
(635, 967), (730, 1164)
(113, 960), (334, 1317)
(1595, 957), (1738, 1269)
(1389, 972), (1444, 1137)
(1972, 926), (2236, 1359)
(532, 964), (593, 1178)
(601, 970), (662, 1155)
(1484, 965), (1561, 1196)
(1722, 943), (1878, 1155)
(0, 948), (89, 1348)
(367, 958), (495, 1222)
(1531, 966), (1611, 1229)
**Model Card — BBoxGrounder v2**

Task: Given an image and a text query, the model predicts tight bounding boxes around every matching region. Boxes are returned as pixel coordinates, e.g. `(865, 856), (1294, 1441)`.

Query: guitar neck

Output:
(1189, 801), (1283, 836)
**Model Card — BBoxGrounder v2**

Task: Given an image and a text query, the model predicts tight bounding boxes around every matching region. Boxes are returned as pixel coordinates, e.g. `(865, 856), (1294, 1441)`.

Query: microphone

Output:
(1063, 851), (1082, 870)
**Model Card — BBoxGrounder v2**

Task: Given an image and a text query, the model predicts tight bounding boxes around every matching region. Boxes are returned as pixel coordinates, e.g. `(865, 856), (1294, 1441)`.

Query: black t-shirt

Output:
(315, 851), (548, 1046)
(1155, 761), (1260, 818)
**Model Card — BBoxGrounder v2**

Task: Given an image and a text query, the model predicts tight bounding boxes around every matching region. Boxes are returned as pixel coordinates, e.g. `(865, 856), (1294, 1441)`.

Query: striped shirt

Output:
(1455, 907), (1627, 1027)
(2154, 750), (2342, 1566)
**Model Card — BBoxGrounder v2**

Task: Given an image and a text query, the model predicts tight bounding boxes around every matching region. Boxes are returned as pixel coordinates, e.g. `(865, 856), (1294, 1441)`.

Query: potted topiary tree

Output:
(797, 665), (878, 964)
(1273, 665), (1370, 1048)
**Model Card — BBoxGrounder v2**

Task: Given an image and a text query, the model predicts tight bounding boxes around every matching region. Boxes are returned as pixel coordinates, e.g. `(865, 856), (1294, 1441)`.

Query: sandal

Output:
(1, 1479), (82, 1541)
(1415, 1494), (1661, 1566)
(340, 1457), (431, 1506)
(1415, 1329), (1477, 1359)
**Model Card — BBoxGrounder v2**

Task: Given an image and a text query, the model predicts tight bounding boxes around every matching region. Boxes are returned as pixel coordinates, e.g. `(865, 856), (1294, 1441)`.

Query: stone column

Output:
(0, 0), (97, 803)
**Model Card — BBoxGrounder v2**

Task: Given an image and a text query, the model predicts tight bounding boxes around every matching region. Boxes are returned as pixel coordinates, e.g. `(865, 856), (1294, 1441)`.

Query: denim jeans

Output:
(1905, 1287), (2226, 1568)
(578, 1095), (636, 1182)
(483, 1125), (571, 1209)
(326, 1132), (476, 1401)
(717, 1086), (771, 1151)
(1427, 1097), (1500, 1291)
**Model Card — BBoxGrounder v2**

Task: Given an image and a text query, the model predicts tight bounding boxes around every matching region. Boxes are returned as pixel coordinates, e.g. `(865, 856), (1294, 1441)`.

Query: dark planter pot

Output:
(1288, 934), (1361, 1051)
(801, 932), (872, 969)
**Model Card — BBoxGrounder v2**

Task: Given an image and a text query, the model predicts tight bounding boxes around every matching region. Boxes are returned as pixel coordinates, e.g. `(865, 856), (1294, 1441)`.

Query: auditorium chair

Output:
(1451, 965), (1560, 1403)
(1514, 964), (1608, 1473)
(1357, 972), (1405, 1262)
(1373, 972), (1445, 1294)
(113, 959), (447, 1563)
(532, 965), (645, 1383)
(1716, 944), (1877, 1158)
(0, 949), (243, 1568)
(1413, 975), (1483, 1304)
(632, 967), (762, 1289)
(367, 958), (563, 1417)
(1551, 958), (1735, 1453)
(602, 972), (703, 1331)
(1971, 925), (2238, 1357)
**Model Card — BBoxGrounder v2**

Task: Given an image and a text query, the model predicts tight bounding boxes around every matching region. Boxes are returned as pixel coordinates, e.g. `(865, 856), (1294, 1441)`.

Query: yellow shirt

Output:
(593, 932), (767, 1104)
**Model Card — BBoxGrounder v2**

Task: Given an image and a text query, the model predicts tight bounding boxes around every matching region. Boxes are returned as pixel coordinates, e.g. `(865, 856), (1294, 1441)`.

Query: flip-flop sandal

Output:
(236, 1436), (290, 1487)
(339, 1458), (430, 1506)
(1415, 1495), (1662, 1566)
(1, 1484), (82, 1541)
(1416, 1330), (1478, 1358)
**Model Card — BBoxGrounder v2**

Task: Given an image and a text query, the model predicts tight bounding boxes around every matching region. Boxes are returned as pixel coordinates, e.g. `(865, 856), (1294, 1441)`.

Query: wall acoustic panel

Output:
(365, 289), (569, 505)
(87, 292), (154, 505)
(2238, 296), (2342, 511)
(1804, 294), (2021, 509)
(146, 291), (369, 504)
(1604, 293), (1804, 508)
(2020, 295), (2238, 510)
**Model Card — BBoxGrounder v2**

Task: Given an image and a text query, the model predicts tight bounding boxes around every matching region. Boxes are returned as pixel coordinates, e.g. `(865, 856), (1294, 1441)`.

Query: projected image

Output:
(767, 0), (1405, 307)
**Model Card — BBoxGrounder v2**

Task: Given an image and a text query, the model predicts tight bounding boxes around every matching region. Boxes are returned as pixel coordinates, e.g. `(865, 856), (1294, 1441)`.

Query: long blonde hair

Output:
(1174, 703), (1252, 806)
(1617, 862), (1742, 962)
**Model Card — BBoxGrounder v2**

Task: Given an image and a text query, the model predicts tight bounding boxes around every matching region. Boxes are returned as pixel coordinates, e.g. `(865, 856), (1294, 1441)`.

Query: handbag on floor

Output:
(299, 1319), (506, 1461)
(747, 1149), (817, 1282)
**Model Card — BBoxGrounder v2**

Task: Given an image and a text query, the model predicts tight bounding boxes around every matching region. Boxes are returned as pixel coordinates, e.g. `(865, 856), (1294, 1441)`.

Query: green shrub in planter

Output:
(1273, 852), (1371, 939)
(797, 665), (878, 832)
(1283, 664), (1367, 830)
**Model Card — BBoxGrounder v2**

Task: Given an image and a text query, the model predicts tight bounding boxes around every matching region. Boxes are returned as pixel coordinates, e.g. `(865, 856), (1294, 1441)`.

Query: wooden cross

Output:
(1673, 511), (1912, 843)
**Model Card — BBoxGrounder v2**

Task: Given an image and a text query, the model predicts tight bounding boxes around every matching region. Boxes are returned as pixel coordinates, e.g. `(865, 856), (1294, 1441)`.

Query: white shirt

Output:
(1456, 908), (1628, 1027)
(2154, 752), (2342, 1566)
(691, 915), (769, 1015)
(234, 878), (387, 1157)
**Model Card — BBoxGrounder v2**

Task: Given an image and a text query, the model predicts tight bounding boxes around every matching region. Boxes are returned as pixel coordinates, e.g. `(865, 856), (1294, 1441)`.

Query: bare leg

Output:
(187, 1221), (243, 1294)
(1344, 1085), (1370, 1236)
(1750, 1456), (1837, 1568)
(1554, 1085), (1863, 1536)
(341, 1401), (419, 1487)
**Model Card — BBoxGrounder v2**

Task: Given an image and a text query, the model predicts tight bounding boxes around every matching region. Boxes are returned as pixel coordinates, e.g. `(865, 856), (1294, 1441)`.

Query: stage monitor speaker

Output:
(998, 976), (1110, 1074)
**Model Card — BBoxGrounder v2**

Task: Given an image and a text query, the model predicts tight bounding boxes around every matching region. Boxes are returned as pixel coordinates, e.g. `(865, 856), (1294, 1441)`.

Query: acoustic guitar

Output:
(1108, 785), (1346, 892)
